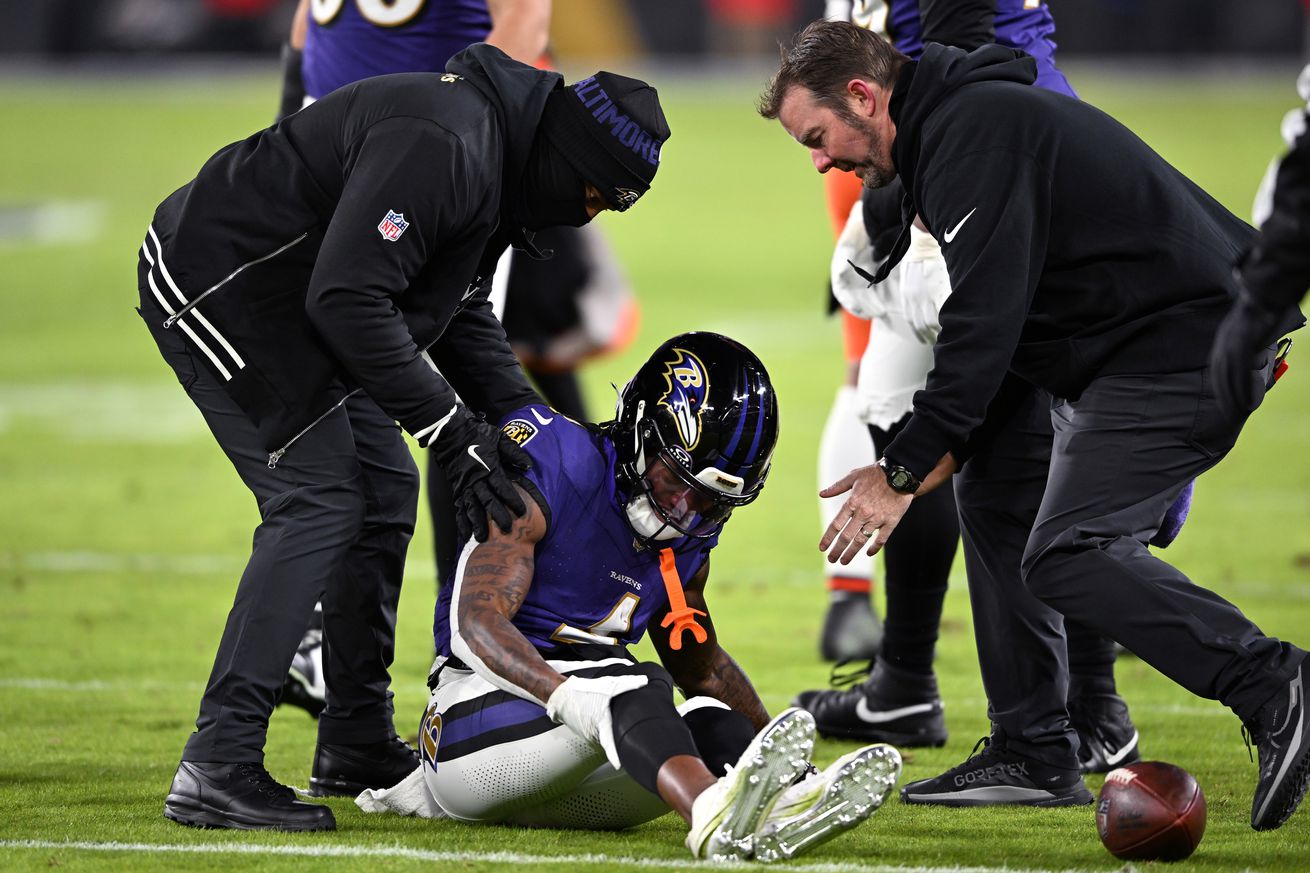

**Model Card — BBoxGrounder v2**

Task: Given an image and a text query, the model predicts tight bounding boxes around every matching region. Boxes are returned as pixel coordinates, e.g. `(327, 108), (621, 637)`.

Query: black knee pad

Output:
(608, 665), (699, 795)
(680, 700), (755, 777)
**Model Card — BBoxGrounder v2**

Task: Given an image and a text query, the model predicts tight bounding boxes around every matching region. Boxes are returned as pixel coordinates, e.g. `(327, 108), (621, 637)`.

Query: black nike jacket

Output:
(137, 45), (544, 461)
(882, 44), (1264, 480)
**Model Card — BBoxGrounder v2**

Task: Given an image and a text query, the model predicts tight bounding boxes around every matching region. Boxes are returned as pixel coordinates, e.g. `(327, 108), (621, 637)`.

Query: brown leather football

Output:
(1096, 761), (1206, 861)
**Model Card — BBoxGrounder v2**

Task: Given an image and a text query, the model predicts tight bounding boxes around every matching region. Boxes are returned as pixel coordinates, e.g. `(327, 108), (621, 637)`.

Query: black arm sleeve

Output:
(277, 42), (306, 122)
(1242, 109), (1310, 314)
(917, 0), (996, 51)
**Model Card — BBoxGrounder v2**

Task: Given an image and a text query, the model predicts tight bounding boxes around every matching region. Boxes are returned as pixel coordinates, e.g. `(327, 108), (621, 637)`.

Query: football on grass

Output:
(1096, 761), (1206, 861)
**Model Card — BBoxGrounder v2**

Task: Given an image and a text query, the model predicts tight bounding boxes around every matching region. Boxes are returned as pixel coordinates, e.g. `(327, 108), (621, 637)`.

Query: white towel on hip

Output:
(355, 765), (448, 819)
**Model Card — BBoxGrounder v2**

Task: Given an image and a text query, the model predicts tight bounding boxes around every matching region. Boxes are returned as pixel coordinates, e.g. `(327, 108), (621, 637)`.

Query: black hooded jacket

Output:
(138, 45), (547, 458)
(882, 44), (1259, 480)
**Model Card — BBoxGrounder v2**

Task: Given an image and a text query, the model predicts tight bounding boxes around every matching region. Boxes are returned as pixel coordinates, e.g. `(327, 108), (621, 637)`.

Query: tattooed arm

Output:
(449, 483), (565, 704)
(648, 558), (772, 731)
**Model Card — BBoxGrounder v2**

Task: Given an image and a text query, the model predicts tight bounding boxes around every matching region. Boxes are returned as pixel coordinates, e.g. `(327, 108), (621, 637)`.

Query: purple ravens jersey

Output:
(433, 403), (718, 657)
(851, 0), (1076, 98)
(303, 0), (492, 99)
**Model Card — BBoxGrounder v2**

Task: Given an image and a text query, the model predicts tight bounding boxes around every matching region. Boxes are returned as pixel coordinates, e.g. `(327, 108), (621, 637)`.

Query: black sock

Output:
(680, 703), (755, 777)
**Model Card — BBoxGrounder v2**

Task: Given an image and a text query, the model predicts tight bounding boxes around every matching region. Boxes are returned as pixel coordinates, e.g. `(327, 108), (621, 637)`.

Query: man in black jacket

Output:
(139, 45), (669, 831)
(760, 21), (1309, 830)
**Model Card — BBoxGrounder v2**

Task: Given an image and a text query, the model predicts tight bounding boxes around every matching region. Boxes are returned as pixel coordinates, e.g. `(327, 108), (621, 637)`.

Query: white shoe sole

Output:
(754, 744), (902, 863)
(701, 709), (816, 861)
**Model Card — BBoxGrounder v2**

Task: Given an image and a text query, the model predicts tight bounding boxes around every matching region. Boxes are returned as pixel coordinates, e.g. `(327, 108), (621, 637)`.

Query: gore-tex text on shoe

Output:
(954, 761), (1028, 787)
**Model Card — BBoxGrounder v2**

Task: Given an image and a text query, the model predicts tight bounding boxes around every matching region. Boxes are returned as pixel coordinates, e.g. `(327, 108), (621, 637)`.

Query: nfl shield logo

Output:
(378, 210), (409, 242)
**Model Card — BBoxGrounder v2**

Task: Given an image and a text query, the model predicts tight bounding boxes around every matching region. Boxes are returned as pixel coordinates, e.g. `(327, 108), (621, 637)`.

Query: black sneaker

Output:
(277, 626), (326, 718)
(164, 761), (335, 831)
(310, 735), (420, 797)
(900, 735), (1092, 807)
(793, 658), (947, 747)
(1068, 686), (1141, 774)
(1246, 659), (1310, 830)
(820, 591), (883, 662)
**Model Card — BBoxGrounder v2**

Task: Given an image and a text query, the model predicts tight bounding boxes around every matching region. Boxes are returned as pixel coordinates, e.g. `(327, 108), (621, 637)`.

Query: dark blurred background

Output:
(3, 0), (1307, 61)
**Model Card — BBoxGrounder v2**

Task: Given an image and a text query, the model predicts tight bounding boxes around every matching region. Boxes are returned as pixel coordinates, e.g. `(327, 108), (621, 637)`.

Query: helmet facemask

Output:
(618, 399), (769, 549)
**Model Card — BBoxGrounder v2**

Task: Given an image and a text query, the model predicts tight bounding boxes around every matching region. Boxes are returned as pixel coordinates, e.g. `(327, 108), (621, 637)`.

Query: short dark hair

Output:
(758, 20), (909, 121)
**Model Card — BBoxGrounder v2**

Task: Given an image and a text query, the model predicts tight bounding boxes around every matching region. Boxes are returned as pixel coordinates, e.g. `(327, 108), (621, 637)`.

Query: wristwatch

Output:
(878, 457), (921, 495)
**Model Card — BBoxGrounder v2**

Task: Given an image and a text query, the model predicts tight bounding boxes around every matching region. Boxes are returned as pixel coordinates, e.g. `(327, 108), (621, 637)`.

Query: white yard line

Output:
(7, 551), (242, 575)
(0, 380), (202, 442)
(0, 678), (200, 692)
(0, 839), (1115, 873)
(2, 550), (437, 581)
(0, 200), (105, 248)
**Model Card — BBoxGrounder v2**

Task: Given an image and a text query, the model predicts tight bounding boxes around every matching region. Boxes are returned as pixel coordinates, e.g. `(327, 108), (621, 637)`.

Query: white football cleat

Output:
(752, 743), (902, 863)
(686, 708), (816, 862)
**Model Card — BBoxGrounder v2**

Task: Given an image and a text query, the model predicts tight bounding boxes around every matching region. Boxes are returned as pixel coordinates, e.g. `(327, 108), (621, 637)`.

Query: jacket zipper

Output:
(267, 388), (361, 468)
(164, 232), (310, 329)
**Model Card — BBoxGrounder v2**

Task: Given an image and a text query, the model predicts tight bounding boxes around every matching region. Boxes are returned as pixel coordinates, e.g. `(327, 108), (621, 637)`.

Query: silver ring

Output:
(859, 526), (876, 538)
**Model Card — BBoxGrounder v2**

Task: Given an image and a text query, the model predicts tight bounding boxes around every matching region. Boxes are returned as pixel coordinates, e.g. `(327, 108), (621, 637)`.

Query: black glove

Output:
(277, 42), (306, 122)
(1209, 294), (1283, 421)
(430, 409), (533, 543)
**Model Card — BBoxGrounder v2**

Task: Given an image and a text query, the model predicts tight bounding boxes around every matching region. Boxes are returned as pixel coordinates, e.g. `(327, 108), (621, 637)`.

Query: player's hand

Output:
(431, 409), (533, 543)
(818, 465), (913, 564)
(545, 674), (649, 769)
(1209, 295), (1281, 421)
(897, 225), (949, 345)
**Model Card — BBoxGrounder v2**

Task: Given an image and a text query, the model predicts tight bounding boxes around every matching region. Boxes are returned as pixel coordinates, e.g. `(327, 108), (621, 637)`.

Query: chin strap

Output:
(657, 548), (707, 651)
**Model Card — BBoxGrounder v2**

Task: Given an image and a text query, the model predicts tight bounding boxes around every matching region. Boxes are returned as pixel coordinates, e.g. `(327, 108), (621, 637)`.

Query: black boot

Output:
(1067, 676), (1141, 774)
(164, 761), (335, 831)
(1247, 656), (1310, 831)
(277, 624), (326, 718)
(793, 657), (946, 747)
(310, 735), (420, 797)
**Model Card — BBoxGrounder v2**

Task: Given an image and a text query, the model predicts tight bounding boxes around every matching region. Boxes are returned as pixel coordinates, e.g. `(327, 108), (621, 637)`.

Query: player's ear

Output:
(847, 79), (877, 117)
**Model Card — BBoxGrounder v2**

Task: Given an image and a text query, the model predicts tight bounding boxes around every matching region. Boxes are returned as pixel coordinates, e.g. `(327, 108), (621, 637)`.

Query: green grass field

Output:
(2, 61), (1310, 871)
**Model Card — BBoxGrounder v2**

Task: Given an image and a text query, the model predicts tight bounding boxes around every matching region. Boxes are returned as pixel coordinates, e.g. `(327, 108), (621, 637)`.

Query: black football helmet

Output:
(612, 332), (779, 546)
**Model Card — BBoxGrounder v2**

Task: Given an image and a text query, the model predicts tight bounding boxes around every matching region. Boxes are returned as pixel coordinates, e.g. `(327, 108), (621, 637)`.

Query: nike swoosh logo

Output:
(943, 207), (977, 243)
(1103, 731), (1140, 767)
(467, 445), (490, 472)
(854, 697), (938, 724)
(531, 408), (554, 425)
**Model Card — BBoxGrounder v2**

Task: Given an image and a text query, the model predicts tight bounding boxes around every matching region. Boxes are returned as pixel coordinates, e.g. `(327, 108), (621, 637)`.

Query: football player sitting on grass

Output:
(359, 332), (901, 862)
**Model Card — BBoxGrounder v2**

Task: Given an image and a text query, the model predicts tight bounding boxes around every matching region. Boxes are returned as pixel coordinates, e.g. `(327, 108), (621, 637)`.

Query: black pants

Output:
(1024, 364), (1303, 724)
(871, 413), (1115, 682)
(959, 359), (1303, 764)
(955, 383), (1076, 764)
(139, 295), (417, 763)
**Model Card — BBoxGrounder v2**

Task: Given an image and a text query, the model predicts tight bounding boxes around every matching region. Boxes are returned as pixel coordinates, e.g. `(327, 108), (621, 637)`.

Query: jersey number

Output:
(311, 0), (426, 28)
(551, 593), (640, 646)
